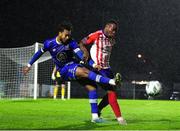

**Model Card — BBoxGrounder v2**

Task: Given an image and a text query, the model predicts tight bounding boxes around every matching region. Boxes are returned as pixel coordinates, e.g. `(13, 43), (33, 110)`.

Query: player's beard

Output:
(60, 38), (67, 45)
(104, 31), (115, 39)
(107, 32), (116, 38)
(62, 38), (71, 45)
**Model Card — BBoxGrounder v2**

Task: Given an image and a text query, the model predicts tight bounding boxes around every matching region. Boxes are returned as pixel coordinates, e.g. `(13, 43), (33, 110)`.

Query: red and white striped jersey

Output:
(82, 30), (115, 68)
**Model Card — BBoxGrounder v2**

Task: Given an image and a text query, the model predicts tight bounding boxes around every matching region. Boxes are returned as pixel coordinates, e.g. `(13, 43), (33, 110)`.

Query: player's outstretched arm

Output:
(79, 41), (89, 62)
(23, 49), (44, 75)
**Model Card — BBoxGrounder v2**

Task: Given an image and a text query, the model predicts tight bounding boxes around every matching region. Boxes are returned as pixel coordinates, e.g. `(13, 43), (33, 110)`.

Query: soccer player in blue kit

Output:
(23, 21), (121, 123)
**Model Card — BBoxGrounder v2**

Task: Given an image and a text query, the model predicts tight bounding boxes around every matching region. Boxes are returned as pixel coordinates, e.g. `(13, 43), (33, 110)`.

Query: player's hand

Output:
(93, 64), (102, 71)
(51, 73), (56, 80)
(22, 66), (31, 75)
(83, 52), (89, 63)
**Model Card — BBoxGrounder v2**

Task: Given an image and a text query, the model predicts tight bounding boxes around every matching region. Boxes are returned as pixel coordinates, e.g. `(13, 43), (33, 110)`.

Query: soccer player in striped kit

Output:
(79, 20), (127, 125)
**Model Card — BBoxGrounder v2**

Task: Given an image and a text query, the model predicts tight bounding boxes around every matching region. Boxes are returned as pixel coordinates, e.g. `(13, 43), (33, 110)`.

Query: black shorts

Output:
(55, 77), (65, 85)
(77, 78), (98, 89)
(96, 68), (116, 91)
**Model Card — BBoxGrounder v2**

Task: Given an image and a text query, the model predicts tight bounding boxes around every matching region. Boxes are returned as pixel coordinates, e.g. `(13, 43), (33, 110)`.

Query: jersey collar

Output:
(56, 37), (62, 45)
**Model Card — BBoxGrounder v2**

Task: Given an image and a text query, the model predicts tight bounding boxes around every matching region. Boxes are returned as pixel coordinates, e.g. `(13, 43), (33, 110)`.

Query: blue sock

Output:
(89, 90), (98, 113)
(88, 71), (111, 84)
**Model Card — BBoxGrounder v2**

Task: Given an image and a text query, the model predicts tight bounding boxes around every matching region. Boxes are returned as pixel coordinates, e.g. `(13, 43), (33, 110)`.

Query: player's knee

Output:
(76, 67), (89, 78)
(80, 68), (89, 77)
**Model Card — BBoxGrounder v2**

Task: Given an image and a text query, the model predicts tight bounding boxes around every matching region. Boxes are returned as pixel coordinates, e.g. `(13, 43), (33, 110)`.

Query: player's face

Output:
(104, 23), (117, 38)
(59, 29), (71, 43)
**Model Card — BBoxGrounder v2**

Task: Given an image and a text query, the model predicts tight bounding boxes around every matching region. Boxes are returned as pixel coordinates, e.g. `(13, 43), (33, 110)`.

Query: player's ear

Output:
(58, 32), (62, 37)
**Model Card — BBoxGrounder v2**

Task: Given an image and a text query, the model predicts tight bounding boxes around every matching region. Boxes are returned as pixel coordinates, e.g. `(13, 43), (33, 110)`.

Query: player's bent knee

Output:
(76, 67), (89, 78)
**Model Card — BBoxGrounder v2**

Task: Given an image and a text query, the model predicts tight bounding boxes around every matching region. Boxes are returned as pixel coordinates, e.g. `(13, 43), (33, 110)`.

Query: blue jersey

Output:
(28, 37), (95, 80)
(41, 37), (79, 70)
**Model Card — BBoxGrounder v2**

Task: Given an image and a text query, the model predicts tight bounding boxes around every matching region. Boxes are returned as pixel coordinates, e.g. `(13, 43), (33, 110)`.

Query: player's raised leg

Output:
(75, 67), (120, 86)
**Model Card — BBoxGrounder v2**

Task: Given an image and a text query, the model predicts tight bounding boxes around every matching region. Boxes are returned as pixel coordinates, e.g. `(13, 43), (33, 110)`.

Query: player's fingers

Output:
(97, 65), (102, 71)
(83, 56), (88, 63)
(22, 67), (26, 74)
(22, 70), (26, 75)
(23, 69), (28, 75)
(22, 67), (30, 75)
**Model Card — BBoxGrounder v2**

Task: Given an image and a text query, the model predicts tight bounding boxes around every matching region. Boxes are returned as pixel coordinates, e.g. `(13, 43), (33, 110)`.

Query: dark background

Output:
(0, 0), (180, 93)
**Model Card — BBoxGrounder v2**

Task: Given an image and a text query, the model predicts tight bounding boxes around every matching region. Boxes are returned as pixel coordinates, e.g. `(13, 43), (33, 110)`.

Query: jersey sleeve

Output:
(69, 39), (79, 50)
(41, 40), (51, 52)
(69, 40), (83, 58)
(28, 49), (44, 66)
(28, 40), (51, 66)
(81, 31), (99, 45)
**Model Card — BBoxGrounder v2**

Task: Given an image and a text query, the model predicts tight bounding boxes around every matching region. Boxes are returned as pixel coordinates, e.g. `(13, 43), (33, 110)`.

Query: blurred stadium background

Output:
(0, 0), (180, 100)
(0, 42), (179, 100)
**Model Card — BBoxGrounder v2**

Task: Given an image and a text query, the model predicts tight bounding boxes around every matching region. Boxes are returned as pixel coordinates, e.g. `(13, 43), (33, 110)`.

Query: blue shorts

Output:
(59, 61), (82, 81)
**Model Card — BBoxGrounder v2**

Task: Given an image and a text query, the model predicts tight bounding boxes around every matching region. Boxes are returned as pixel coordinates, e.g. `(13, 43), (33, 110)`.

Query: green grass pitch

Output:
(0, 99), (180, 130)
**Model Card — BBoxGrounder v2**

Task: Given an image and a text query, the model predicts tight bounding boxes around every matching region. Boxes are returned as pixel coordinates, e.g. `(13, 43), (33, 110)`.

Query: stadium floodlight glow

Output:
(137, 54), (142, 58)
(131, 80), (148, 85)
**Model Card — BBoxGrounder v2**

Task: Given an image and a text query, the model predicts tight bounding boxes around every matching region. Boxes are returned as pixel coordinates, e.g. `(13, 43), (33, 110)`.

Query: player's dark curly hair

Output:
(57, 21), (73, 32)
(105, 19), (118, 26)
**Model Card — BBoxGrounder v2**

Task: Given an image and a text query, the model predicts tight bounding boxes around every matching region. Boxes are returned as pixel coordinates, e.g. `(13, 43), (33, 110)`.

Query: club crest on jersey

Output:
(53, 48), (56, 52)
(56, 52), (67, 62)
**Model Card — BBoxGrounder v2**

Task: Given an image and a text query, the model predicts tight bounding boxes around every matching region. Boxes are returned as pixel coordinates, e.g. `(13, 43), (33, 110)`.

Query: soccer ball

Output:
(145, 81), (162, 96)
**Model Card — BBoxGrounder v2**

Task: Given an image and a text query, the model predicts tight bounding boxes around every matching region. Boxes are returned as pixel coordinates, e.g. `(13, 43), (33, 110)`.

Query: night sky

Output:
(0, 0), (180, 84)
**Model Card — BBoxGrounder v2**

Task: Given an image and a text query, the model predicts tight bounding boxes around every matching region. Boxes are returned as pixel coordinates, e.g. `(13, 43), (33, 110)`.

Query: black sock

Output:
(98, 94), (109, 113)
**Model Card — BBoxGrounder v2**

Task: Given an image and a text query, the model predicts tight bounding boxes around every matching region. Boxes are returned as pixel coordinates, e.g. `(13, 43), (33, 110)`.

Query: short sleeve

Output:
(42, 40), (51, 52)
(69, 39), (79, 49)
(81, 31), (99, 45)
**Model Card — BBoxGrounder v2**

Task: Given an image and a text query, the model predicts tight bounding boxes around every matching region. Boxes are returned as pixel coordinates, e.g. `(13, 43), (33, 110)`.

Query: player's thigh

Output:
(75, 67), (89, 78)
(60, 63), (82, 81)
